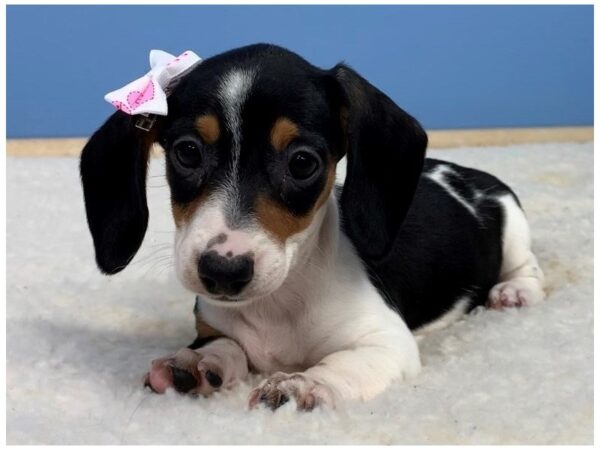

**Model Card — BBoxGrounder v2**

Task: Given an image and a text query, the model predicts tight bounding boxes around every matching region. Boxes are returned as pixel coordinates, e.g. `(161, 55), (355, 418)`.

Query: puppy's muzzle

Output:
(198, 251), (254, 296)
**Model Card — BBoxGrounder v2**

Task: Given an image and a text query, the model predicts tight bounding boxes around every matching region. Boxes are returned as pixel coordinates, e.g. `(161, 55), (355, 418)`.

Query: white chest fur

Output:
(203, 298), (315, 372)
(196, 197), (415, 375)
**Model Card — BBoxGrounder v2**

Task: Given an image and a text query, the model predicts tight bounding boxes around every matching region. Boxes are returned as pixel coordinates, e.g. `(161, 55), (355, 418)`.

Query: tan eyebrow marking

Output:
(195, 114), (221, 145)
(270, 117), (299, 152)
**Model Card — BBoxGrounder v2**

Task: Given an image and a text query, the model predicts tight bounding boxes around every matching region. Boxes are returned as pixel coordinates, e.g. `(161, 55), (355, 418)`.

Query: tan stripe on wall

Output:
(5, 126), (593, 157)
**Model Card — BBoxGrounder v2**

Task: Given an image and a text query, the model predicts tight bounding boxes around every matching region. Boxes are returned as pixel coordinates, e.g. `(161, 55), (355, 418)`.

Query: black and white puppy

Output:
(80, 44), (545, 410)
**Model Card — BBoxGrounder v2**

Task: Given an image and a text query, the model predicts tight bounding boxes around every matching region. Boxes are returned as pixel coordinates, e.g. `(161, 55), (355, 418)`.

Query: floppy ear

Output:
(80, 111), (157, 274)
(332, 64), (428, 263)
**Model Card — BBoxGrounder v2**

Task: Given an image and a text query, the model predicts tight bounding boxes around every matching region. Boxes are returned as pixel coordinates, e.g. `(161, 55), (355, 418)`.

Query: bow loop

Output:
(104, 50), (202, 116)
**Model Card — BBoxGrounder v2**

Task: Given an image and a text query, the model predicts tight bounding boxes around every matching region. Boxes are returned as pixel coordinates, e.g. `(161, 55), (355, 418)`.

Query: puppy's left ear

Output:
(330, 63), (427, 263)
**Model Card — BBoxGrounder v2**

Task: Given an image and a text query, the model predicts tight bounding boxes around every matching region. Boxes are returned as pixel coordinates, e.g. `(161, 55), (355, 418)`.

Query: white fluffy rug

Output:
(6, 142), (593, 444)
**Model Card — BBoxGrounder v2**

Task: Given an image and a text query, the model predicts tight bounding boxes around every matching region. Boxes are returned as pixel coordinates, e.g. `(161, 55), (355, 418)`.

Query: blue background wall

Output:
(7, 5), (593, 138)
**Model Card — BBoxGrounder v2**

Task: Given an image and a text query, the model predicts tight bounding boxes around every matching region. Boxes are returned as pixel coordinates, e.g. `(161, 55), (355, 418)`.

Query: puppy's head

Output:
(80, 44), (427, 305)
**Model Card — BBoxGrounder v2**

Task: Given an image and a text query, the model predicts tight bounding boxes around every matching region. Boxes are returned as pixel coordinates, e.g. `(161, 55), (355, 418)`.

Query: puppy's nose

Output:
(197, 251), (254, 296)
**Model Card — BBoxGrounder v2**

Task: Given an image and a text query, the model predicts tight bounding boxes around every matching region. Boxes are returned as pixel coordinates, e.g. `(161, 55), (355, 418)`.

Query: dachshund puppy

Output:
(80, 44), (545, 410)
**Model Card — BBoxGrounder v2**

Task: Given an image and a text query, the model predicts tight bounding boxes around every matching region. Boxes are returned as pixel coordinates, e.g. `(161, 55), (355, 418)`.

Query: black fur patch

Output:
(187, 335), (221, 350)
(80, 112), (152, 274)
(353, 159), (517, 329)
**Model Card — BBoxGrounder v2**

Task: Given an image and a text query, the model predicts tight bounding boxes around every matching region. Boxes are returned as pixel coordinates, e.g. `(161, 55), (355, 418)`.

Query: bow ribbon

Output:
(104, 49), (202, 116)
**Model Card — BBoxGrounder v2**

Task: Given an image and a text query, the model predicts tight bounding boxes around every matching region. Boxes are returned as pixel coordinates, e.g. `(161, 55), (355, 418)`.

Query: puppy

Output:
(80, 44), (545, 410)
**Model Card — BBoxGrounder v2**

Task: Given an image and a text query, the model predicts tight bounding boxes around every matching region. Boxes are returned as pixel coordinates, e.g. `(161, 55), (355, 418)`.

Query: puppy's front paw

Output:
(144, 348), (225, 396)
(248, 372), (334, 411)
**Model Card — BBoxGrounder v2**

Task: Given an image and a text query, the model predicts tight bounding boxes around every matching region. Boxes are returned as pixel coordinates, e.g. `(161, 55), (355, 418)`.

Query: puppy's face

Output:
(159, 49), (343, 304)
(80, 44), (427, 296)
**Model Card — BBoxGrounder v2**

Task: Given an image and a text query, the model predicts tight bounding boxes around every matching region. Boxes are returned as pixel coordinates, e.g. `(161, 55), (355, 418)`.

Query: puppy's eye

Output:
(173, 139), (202, 168)
(288, 150), (319, 180)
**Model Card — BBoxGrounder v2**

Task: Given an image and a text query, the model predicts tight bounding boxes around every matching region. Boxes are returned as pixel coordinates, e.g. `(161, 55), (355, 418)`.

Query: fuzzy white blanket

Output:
(6, 142), (593, 444)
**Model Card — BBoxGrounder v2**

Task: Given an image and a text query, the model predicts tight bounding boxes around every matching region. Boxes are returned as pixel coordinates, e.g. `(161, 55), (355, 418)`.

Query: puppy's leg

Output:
(488, 194), (545, 309)
(249, 326), (421, 410)
(145, 337), (249, 395)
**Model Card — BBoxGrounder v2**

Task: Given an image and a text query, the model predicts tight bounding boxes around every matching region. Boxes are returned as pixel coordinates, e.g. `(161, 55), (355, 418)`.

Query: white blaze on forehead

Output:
(218, 69), (255, 175)
(218, 69), (255, 221)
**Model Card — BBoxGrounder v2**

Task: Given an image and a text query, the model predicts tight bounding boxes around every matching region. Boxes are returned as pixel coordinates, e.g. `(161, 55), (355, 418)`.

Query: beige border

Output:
(427, 126), (592, 148)
(6, 126), (593, 157)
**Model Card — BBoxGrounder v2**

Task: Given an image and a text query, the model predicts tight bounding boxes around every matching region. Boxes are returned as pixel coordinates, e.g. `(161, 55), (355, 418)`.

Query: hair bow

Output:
(104, 50), (202, 117)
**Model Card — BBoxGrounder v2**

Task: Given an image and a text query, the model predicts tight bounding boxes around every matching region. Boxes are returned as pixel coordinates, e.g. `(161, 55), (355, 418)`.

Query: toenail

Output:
(171, 367), (197, 393)
(261, 391), (289, 410)
(276, 393), (290, 408)
(205, 370), (222, 388)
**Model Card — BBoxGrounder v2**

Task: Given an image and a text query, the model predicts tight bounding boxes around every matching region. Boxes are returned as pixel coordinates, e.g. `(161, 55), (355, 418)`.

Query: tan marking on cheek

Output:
(171, 191), (208, 228)
(195, 114), (220, 145)
(255, 196), (313, 243)
(256, 160), (336, 243)
(270, 117), (299, 152)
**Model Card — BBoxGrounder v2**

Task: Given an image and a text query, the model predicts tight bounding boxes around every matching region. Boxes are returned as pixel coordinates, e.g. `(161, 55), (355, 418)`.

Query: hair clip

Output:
(105, 49), (202, 130)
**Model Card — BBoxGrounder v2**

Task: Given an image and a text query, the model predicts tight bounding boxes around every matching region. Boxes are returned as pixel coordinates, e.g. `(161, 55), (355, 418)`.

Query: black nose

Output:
(197, 251), (254, 296)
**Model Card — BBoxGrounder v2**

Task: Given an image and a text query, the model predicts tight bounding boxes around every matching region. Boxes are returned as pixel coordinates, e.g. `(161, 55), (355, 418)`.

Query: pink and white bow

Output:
(104, 50), (202, 116)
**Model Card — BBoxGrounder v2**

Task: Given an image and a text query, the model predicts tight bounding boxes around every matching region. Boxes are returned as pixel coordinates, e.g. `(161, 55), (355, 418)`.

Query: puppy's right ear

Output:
(80, 112), (156, 274)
